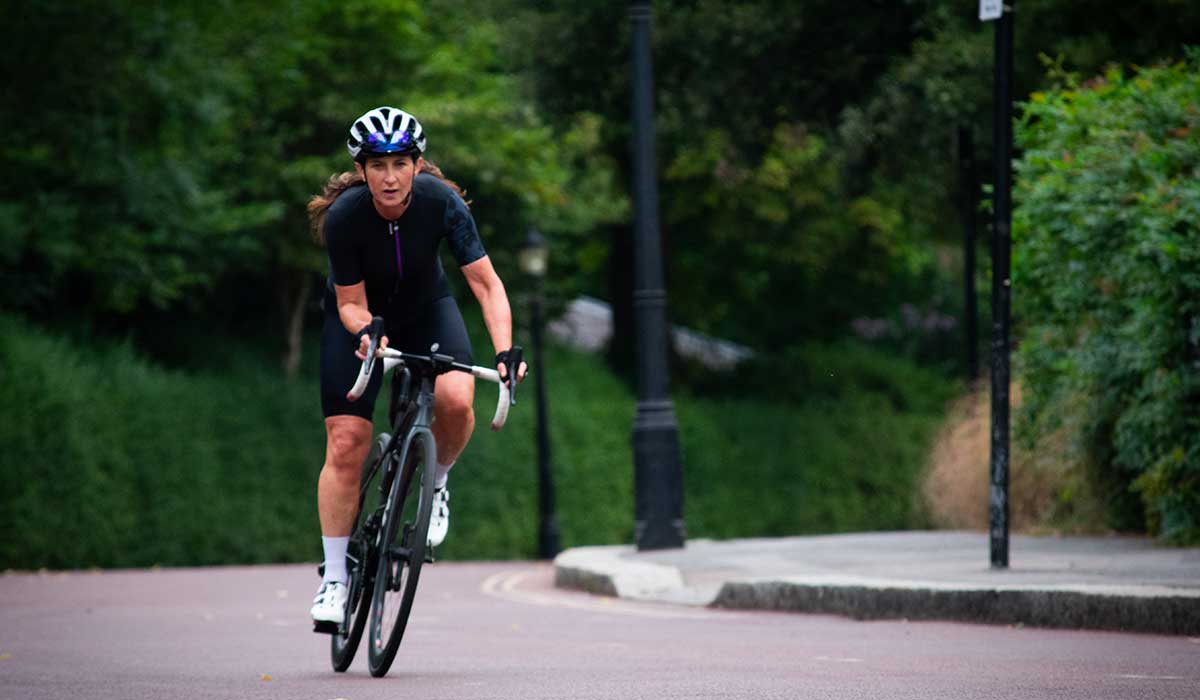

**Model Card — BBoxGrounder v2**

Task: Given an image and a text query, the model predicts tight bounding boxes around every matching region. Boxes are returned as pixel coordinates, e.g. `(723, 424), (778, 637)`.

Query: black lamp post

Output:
(519, 227), (560, 559)
(629, 0), (685, 550)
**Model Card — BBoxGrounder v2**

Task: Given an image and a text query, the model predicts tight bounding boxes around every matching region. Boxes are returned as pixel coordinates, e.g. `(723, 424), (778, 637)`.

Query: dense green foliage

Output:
(1012, 54), (1200, 543)
(840, 0), (1200, 253)
(492, 0), (940, 347)
(483, 0), (1200, 352)
(1, 0), (624, 337)
(4, 0), (1196, 351)
(0, 315), (954, 568)
(4, 0), (1195, 356)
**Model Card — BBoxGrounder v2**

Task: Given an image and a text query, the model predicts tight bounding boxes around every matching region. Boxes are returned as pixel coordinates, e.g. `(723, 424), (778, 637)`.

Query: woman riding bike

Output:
(306, 106), (527, 629)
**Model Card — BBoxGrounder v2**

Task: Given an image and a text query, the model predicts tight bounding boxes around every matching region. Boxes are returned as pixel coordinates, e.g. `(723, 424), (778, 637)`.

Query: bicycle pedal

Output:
(312, 620), (339, 635)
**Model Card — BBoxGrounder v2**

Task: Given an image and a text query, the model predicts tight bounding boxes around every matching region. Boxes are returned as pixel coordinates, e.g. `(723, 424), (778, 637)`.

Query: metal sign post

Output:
(984, 0), (1013, 569)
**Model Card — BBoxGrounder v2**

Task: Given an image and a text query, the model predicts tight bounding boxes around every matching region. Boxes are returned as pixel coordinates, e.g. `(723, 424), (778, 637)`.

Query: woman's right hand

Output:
(355, 328), (389, 360)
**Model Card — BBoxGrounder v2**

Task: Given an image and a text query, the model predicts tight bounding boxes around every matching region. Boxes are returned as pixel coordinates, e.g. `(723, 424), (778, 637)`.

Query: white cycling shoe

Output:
(427, 487), (450, 547)
(310, 581), (348, 626)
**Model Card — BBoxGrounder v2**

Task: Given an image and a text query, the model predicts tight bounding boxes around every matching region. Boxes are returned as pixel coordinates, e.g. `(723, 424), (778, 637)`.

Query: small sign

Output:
(980, 0), (1003, 21)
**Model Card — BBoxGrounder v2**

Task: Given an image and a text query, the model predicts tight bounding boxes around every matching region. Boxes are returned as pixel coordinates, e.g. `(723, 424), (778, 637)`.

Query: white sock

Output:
(434, 461), (455, 490)
(321, 536), (350, 585)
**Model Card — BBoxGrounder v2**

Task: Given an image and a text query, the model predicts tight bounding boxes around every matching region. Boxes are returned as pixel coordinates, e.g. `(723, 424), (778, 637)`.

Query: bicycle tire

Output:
(367, 429), (436, 677)
(330, 433), (390, 672)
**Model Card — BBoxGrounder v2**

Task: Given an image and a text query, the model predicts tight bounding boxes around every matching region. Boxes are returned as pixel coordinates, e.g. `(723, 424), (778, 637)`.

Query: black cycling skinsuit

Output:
(319, 173), (486, 419)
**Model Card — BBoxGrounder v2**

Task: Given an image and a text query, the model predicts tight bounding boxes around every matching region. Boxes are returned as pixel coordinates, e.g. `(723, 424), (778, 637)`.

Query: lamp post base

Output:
(540, 516), (561, 560)
(633, 400), (685, 550)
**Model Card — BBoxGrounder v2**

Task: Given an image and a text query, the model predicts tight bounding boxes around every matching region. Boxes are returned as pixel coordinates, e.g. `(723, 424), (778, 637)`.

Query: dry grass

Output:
(921, 379), (1110, 534)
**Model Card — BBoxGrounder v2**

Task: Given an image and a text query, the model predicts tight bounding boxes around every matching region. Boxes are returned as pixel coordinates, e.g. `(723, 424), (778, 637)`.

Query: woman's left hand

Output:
(495, 347), (527, 386)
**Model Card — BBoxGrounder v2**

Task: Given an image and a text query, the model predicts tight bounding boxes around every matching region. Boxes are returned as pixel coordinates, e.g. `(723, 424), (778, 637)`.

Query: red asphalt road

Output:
(1, 562), (1197, 699)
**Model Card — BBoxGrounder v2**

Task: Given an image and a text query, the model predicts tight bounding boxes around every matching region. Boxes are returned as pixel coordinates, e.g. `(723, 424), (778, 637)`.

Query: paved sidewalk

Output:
(554, 531), (1200, 635)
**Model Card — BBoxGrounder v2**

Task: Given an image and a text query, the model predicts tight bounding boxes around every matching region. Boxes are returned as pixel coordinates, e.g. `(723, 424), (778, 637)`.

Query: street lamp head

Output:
(519, 226), (548, 278)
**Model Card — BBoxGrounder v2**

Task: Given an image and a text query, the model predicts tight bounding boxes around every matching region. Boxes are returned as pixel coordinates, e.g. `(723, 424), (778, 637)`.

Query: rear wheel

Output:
(367, 430), (436, 677)
(330, 433), (390, 672)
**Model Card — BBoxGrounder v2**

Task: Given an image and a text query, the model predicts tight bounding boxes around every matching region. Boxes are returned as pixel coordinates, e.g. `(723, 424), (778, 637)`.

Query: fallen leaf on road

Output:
(0, 653), (12, 661)
(261, 674), (273, 681)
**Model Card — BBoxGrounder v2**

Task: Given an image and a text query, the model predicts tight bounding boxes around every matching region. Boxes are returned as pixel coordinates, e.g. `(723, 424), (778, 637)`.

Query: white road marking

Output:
(1114, 674), (1189, 681)
(480, 569), (728, 620)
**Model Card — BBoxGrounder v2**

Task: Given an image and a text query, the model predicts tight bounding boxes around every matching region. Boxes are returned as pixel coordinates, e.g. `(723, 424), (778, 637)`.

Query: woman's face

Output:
(356, 154), (422, 217)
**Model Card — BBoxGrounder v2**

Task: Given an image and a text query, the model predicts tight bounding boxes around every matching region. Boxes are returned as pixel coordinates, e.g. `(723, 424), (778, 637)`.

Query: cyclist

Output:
(305, 106), (527, 629)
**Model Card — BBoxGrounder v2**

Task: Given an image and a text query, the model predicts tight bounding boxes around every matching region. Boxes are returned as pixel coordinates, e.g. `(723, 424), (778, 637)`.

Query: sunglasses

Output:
(365, 130), (413, 152)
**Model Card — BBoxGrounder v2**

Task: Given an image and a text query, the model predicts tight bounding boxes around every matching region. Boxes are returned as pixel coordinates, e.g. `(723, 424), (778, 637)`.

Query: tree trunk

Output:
(280, 271), (314, 379)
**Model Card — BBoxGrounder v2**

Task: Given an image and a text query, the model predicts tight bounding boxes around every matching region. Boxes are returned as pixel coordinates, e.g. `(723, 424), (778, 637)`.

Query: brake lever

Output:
(346, 316), (385, 402)
(364, 316), (383, 362)
(505, 346), (524, 406)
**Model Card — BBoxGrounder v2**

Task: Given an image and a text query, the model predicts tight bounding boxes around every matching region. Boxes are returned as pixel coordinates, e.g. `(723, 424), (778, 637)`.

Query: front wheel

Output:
(367, 430), (436, 677)
(330, 433), (390, 672)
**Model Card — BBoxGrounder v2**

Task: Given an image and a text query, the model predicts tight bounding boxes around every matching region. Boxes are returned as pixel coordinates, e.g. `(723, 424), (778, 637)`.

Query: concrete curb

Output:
(554, 546), (707, 604)
(711, 579), (1200, 635)
(553, 541), (1200, 635)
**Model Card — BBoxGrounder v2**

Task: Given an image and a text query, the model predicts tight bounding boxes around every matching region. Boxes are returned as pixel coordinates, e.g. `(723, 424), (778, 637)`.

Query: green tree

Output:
(0, 0), (626, 373)
(481, 0), (933, 357)
(838, 0), (1200, 271)
(0, 1), (279, 314)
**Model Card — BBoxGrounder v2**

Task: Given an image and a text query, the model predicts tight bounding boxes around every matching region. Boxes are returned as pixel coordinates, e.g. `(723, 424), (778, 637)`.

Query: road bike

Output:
(322, 316), (519, 677)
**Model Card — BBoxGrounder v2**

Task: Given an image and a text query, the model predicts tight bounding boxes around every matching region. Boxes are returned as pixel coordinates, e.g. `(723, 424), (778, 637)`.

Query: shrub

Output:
(1012, 51), (1200, 543)
(0, 314), (326, 568)
(1, 314), (956, 568)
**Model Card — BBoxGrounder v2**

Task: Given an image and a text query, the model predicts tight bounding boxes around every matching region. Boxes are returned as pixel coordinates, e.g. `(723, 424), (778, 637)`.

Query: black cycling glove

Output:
(495, 347), (525, 382)
(495, 347), (525, 403)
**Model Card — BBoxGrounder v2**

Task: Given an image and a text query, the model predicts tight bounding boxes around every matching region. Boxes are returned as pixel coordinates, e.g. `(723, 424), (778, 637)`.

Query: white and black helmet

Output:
(346, 106), (427, 161)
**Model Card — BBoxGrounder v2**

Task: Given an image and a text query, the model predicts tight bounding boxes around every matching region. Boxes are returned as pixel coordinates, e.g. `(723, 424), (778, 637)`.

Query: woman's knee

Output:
(436, 386), (475, 428)
(325, 417), (372, 474)
(439, 391), (475, 426)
